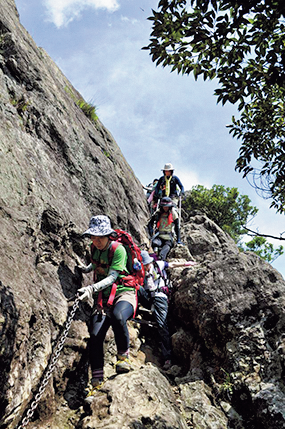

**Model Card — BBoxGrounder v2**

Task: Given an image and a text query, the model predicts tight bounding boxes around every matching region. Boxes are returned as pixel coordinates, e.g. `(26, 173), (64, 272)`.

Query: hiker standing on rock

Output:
(138, 250), (196, 370)
(148, 197), (183, 260)
(154, 163), (184, 207)
(77, 215), (137, 400)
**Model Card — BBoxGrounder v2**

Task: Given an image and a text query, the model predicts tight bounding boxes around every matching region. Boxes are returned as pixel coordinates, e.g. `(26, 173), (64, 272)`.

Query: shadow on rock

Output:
(0, 281), (19, 424)
(57, 261), (91, 322)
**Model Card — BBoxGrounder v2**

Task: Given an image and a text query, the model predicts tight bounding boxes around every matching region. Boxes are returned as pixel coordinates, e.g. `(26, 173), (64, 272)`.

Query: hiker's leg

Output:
(159, 238), (173, 260)
(151, 236), (162, 254)
(89, 312), (111, 381)
(111, 300), (134, 374)
(137, 286), (152, 310)
(111, 300), (134, 355)
(153, 295), (171, 361)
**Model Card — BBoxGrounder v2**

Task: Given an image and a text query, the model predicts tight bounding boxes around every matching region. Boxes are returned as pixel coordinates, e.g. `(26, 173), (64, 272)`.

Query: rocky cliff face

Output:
(0, 0), (148, 427)
(1, 1), (285, 429)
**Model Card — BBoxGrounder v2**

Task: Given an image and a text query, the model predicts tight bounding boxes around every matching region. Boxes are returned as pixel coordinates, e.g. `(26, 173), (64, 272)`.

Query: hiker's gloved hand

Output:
(78, 270), (119, 302)
(75, 255), (93, 273)
(78, 285), (93, 302)
(78, 284), (100, 302)
(78, 262), (93, 273)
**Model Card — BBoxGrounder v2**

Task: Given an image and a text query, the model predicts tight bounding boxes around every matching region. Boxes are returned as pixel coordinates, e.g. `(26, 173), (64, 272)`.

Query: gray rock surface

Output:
(0, 0), (149, 427)
(170, 215), (285, 428)
(1, 2), (285, 429)
(81, 365), (188, 429)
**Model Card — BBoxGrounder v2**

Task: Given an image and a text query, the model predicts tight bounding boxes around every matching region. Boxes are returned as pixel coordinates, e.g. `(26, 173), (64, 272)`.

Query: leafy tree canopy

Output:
(242, 236), (284, 262)
(183, 184), (284, 262)
(144, 0), (285, 212)
(183, 184), (258, 242)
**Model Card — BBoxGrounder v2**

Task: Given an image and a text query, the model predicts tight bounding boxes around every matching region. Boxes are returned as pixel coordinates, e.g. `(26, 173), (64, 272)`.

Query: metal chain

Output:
(17, 295), (80, 429)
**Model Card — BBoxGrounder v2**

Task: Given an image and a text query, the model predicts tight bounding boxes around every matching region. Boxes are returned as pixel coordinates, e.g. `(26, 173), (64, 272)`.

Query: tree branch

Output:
(243, 226), (285, 241)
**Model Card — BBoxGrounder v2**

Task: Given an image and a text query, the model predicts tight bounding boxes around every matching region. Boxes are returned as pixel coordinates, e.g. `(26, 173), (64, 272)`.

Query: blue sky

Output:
(14, 0), (285, 276)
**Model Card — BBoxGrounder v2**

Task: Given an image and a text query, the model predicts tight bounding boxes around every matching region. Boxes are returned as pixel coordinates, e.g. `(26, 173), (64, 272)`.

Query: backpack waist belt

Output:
(97, 275), (140, 309)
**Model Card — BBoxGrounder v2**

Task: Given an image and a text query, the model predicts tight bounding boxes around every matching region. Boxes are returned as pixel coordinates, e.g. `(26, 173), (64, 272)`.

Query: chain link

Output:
(17, 295), (80, 429)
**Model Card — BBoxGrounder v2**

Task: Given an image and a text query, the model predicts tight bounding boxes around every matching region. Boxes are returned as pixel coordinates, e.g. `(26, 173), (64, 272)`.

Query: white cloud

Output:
(121, 15), (138, 24)
(44, 0), (120, 27)
(178, 169), (212, 191)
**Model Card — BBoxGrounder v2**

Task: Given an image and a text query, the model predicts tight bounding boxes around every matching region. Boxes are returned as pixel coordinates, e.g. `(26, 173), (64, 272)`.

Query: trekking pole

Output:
(178, 195), (182, 226)
(17, 294), (80, 429)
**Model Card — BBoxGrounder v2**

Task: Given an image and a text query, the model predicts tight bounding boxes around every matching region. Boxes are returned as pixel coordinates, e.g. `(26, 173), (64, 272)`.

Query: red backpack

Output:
(91, 229), (145, 309)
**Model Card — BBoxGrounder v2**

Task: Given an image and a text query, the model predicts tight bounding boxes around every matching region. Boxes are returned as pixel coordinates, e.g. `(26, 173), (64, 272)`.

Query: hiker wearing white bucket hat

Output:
(77, 215), (138, 401)
(154, 162), (184, 206)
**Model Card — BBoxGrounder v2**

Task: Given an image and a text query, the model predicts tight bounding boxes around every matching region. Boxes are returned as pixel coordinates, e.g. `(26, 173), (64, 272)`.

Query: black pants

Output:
(89, 301), (134, 371)
(138, 287), (171, 361)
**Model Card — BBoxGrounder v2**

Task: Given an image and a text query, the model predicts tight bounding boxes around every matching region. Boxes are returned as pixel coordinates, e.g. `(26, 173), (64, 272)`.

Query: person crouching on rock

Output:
(138, 250), (197, 370)
(148, 196), (183, 260)
(76, 215), (136, 401)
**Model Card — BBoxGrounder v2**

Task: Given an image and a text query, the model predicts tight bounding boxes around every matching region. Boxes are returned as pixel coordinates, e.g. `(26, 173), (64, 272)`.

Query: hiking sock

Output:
(91, 368), (104, 385)
(117, 349), (129, 358)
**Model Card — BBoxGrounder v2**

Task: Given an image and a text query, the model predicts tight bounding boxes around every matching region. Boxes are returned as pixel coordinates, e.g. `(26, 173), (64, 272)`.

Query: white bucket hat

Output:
(82, 215), (115, 237)
(162, 163), (174, 171)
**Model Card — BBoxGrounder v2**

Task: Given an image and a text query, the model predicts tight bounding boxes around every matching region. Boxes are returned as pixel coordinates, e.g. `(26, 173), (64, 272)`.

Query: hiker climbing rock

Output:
(154, 163), (184, 207)
(143, 178), (159, 214)
(148, 197), (183, 260)
(77, 215), (142, 401)
(138, 250), (196, 370)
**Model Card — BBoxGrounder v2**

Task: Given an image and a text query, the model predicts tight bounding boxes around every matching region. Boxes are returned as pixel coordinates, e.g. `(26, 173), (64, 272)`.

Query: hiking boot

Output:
(84, 379), (104, 403)
(162, 359), (172, 370)
(115, 354), (132, 374)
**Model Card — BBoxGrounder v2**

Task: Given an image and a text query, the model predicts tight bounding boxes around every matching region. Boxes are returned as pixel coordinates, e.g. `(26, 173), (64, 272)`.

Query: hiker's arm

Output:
(78, 269), (119, 302)
(174, 218), (182, 244)
(168, 261), (197, 269)
(143, 185), (152, 191)
(144, 271), (157, 297)
(148, 214), (157, 236)
(78, 262), (93, 273)
(154, 177), (162, 197)
(176, 177), (184, 195)
(75, 255), (93, 273)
